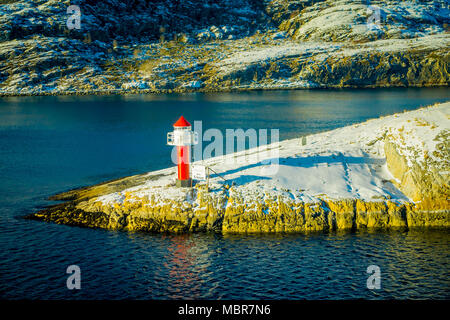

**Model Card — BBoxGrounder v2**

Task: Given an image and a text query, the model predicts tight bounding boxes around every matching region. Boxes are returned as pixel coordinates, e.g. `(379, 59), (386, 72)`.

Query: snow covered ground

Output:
(95, 102), (449, 208)
(214, 34), (449, 79)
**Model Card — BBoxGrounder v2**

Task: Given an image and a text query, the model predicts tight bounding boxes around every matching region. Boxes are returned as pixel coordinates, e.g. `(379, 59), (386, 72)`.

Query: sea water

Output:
(0, 88), (449, 299)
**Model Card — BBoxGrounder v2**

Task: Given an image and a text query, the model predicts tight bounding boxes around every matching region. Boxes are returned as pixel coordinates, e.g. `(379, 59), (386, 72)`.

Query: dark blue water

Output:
(0, 88), (449, 299)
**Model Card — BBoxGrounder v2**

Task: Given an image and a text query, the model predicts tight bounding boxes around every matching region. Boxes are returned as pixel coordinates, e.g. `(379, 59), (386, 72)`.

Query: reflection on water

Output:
(101, 229), (449, 300)
(0, 88), (449, 299)
(0, 212), (449, 300)
(163, 234), (209, 299)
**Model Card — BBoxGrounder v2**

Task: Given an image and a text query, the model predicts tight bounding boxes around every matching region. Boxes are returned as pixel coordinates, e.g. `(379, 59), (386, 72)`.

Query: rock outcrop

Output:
(384, 128), (449, 208)
(28, 187), (449, 233)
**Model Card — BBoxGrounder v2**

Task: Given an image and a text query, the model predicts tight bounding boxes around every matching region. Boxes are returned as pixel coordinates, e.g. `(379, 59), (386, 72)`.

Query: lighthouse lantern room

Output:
(167, 116), (198, 187)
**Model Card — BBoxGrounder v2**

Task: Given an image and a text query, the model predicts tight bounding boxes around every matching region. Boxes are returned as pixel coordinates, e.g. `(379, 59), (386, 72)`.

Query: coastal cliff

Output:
(1, 0), (449, 96)
(27, 102), (450, 233)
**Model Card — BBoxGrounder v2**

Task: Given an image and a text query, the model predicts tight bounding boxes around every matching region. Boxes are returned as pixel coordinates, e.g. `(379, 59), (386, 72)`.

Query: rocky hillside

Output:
(0, 0), (449, 95)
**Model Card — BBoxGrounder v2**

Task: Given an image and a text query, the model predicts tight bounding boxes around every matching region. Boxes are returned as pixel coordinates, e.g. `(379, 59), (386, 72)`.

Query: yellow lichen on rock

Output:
(29, 187), (449, 233)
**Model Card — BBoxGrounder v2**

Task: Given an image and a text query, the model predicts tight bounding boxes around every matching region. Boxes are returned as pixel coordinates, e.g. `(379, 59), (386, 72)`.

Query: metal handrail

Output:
(207, 166), (227, 183)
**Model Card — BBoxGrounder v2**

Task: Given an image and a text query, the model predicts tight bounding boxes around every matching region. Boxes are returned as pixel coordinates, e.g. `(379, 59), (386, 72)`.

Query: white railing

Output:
(167, 131), (198, 146)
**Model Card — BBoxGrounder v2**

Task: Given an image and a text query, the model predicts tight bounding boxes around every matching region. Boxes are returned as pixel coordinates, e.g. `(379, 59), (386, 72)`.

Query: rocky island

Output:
(27, 102), (450, 233)
(5, 0), (450, 232)
(1, 0), (449, 96)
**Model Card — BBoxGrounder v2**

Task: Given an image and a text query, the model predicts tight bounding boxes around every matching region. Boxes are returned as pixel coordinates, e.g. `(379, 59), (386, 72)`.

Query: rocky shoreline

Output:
(26, 103), (450, 233)
(26, 197), (449, 234)
(2, 83), (449, 98)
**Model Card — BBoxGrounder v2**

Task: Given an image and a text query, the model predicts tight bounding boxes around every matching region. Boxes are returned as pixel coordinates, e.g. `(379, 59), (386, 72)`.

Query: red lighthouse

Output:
(167, 116), (198, 187)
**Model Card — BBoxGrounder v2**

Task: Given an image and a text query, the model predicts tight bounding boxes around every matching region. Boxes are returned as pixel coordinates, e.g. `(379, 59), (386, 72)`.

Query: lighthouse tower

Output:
(167, 116), (198, 187)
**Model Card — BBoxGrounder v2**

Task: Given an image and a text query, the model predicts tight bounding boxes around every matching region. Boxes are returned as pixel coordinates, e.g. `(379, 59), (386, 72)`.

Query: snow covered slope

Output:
(94, 102), (449, 206)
